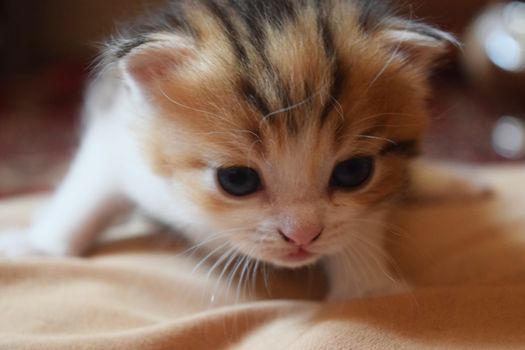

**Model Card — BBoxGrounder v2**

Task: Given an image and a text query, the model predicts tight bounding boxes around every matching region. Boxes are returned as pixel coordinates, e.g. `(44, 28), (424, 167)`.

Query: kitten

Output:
(0, 0), (456, 300)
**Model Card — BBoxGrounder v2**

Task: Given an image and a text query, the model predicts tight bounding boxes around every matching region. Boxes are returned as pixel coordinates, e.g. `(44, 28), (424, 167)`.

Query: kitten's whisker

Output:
(244, 138), (264, 168)
(342, 112), (423, 140)
(262, 98), (312, 120)
(159, 87), (228, 121)
(345, 246), (374, 287)
(354, 233), (405, 280)
(227, 254), (248, 304)
(349, 234), (392, 261)
(191, 241), (231, 274)
(262, 262), (272, 296)
(179, 234), (227, 257)
(351, 235), (398, 283)
(247, 258), (256, 300)
(236, 246), (256, 303)
(355, 134), (397, 145)
(359, 248), (382, 287)
(236, 253), (254, 303)
(179, 227), (249, 257)
(213, 249), (240, 302)
(339, 229), (401, 287)
(159, 87), (246, 134)
(251, 259), (261, 299)
(352, 112), (389, 125)
(206, 245), (236, 280)
(330, 95), (345, 123)
(242, 243), (262, 302)
(339, 248), (367, 290)
(261, 83), (328, 121)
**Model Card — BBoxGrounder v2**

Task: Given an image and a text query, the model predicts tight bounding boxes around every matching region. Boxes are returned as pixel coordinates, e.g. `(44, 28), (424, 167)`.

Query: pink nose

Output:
(279, 225), (323, 246)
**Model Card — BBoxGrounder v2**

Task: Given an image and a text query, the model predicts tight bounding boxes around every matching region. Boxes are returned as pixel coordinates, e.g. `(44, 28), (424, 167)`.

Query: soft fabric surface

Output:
(1, 165), (524, 349)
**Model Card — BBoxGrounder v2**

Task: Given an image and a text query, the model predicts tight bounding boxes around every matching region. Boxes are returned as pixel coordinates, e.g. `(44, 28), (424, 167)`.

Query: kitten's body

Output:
(0, 0), (456, 299)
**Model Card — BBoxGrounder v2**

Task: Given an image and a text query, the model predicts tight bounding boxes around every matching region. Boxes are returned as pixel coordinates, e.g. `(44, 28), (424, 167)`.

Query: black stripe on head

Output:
(315, 0), (336, 61)
(203, 0), (250, 67)
(315, 3), (346, 126)
(239, 78), (271, 117)
(228, 0), (299, 125)
(228, 0), (298, 54)
(380, 140), (419, 157)
(320, 62), (345, 126)
(237, 0), (298, 26)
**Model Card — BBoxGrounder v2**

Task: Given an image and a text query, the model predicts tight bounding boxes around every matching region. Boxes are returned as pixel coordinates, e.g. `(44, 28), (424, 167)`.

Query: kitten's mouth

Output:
(281, 248), (314, 263)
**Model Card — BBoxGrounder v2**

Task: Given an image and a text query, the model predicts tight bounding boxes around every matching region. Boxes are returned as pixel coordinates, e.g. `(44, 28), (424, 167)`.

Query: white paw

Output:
(0, 228), (69, 258)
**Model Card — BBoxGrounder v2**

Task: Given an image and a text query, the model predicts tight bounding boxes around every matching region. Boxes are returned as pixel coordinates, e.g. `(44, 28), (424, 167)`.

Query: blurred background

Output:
(0, 0), (524, 198)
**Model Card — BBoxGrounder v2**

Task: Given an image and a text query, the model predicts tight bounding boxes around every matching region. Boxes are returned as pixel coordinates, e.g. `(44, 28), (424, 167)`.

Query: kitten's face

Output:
(122, 2), (445, 268)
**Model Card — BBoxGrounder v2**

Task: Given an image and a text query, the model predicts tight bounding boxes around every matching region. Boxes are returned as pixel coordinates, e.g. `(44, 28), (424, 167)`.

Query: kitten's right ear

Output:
(377, 20), (459, 69)
(115, 33), (196, 96)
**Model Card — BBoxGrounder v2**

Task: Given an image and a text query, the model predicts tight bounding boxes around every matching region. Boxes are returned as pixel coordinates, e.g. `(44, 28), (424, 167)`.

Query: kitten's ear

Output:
(116, 33), (196, 96)
(378, 20), (459, 68)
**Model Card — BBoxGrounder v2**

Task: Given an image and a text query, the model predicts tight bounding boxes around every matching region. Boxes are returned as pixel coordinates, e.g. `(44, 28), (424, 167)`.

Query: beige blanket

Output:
(1, 165), (525, 349)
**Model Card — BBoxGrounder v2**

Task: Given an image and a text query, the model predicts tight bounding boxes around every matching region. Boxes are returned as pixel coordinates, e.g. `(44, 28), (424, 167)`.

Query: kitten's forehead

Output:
(188, 0), (354, 131)
(145, 0), (428, 175)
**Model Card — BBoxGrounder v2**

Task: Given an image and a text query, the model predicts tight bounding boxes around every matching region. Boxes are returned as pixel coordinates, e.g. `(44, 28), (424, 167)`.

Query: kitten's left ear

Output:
(378, 20), (459, 68)
(114, 33), (197, 99)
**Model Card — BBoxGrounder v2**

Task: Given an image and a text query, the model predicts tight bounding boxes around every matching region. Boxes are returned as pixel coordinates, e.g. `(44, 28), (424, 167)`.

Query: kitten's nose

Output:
(278, 225), (323, 246)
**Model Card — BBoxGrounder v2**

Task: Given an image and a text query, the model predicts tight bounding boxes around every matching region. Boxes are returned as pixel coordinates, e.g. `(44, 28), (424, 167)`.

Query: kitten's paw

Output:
(0, 229), (69, 258)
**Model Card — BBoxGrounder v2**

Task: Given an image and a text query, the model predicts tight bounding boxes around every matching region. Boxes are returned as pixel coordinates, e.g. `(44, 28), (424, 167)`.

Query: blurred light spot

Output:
(505, 2), (525, 36)
(485, 29), (524, 72)
(492, 116), (525, 159)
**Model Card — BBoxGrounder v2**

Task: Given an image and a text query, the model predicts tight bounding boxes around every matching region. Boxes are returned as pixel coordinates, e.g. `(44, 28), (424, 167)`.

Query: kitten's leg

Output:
(407, 160), (493, 203)
(0, 123), (128, 257)
(324, 246), (406, 301)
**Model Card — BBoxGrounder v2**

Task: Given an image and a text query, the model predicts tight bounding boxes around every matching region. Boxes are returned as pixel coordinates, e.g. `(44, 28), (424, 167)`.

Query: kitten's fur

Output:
(0, 0), (456, 299)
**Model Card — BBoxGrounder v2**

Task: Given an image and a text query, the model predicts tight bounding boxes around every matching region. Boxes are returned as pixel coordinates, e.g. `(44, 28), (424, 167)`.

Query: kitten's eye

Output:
(217, 167), (261, 197)
(330, 157), (374, 189)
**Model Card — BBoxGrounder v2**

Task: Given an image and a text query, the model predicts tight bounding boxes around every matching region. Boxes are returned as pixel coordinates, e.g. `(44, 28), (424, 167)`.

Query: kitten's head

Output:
(111, 1), (454, 267)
